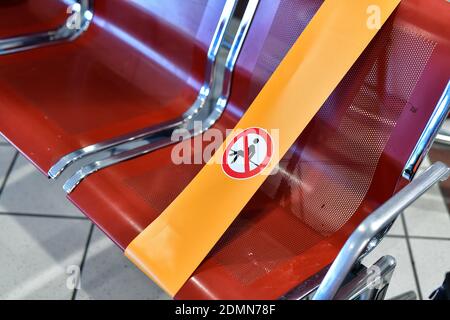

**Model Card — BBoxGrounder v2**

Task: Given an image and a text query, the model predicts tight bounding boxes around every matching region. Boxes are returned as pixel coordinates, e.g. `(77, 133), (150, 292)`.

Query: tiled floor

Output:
(0, 137), (449, 300)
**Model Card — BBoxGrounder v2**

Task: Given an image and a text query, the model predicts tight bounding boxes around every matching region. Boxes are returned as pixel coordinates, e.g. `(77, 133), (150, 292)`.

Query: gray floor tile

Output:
(0, 155), (83, 217)
(0, 215), (91, 299)
(410, 239), (450, 299)
(363, 237), (418, 299)
(75, 227), (170, 300)
(403, 183), (450, 238)
(0, 134), (8, 144)
(0, 146), (16, 188)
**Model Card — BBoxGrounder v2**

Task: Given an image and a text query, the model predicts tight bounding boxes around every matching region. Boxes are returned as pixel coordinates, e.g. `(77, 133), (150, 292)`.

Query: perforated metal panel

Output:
(207, 11), (436, 285)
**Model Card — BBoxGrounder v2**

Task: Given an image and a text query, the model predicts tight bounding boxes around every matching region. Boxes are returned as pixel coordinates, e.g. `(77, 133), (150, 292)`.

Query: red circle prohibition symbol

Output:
(222, 127), (273, 179)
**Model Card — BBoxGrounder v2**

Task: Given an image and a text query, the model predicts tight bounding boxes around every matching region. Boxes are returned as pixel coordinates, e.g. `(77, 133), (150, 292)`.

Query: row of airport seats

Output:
(0, 0), (449, 299)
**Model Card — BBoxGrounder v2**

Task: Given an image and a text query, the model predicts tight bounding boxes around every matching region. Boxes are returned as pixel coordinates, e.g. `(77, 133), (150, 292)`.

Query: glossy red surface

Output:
(0, 0), (224, 173)
(174, 0), (450, 297)
(0, 0), (68, 38)
(2, 0), (449, 299)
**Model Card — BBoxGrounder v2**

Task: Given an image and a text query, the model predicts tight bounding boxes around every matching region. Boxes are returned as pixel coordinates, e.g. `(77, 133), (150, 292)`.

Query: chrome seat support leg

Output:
(334, 256), (397, 300)
(62, 0), (260, 193)
(48, 0), (244, 179)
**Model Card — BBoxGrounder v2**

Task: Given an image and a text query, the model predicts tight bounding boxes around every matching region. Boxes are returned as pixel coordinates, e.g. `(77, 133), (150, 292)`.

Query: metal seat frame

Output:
(61, 0), (260, 193)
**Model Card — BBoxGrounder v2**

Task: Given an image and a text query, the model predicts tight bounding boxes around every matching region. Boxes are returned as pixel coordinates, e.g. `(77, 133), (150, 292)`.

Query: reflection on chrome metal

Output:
(403, 81), (450, 181)
(281, 266), (330, 300)
(51, 119), (184, 179)
(313, 162), (450, 300)
(63, 0), (260, 193)
(50, 0), (239, 179)
(0, 0), (94, 55)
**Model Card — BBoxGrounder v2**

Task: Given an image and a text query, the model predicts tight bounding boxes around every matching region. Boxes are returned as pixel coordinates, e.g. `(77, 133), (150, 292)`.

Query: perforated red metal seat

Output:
(0, 0), (225, 173)
(62, 0), (450, 299)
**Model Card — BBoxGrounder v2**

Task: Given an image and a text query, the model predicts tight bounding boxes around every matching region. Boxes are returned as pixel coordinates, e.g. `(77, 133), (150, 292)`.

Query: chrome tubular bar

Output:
(63, 0), (260, 193)
(313, 161), (450, 300)
(49, 0), (240, 179)
(403, 80), (450, 180)
(281, 267), (330, 300)
(0, 0), (94, 55)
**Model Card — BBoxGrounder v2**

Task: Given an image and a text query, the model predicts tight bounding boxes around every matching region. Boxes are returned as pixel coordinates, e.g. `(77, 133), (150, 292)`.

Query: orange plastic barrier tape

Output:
(126, 0), (401, 296)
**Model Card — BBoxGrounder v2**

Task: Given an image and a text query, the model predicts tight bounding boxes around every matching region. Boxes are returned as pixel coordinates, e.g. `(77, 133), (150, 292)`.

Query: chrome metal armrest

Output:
(0, 0), (93, 55)
(313, 161), (450, 300)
